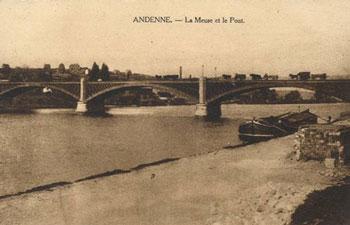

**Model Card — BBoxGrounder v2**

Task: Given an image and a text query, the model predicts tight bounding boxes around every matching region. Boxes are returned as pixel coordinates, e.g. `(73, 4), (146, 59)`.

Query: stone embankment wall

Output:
(295, 124), (350, 167)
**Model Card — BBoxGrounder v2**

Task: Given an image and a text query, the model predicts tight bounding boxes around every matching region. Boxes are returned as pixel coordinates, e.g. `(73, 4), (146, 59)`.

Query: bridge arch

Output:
(0, 83), (80, 101)
(85, 83), (198, 103)
(206, 81), (346, 104)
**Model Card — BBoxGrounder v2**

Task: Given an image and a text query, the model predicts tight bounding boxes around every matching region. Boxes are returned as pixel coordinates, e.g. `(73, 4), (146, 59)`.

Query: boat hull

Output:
(238, 133), (276, 143)
(238, 120), (287, 142)
(238, 110), (317, 143)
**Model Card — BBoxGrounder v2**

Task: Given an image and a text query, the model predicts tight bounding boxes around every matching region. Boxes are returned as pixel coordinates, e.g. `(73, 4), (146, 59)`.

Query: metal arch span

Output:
(0, 82), (80, 100)
(1, 79), (350, 108)
(205, 80), (350, 104)
(85, 82), (198, 103)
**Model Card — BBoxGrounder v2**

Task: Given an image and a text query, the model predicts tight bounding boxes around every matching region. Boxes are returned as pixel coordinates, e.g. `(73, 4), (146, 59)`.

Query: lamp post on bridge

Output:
(195, 65), (208, 116)
(199, 65), (206, 104)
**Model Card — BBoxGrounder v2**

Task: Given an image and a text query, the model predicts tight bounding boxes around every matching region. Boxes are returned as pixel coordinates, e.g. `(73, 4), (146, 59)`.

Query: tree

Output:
(314, 88), (336, 103)
(58, 63), (66, 73)
(8, 69), (23, 82)
(2, 64), (10, 75)
(260, 88), (278, 103)
(284, 90), (303, 103)
(99, 63), (110, 81)
(43, 64), (51, 70)
(89, 62), (99, 81)
(126, 70), (132, 80)
(41, 64), (53, 81)
(68, 64), (81, 75)
(247, 88), (279, 104)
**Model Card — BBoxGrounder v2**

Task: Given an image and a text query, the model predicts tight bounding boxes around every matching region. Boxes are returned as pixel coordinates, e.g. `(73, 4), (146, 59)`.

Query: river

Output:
(0, 103), (349, 195)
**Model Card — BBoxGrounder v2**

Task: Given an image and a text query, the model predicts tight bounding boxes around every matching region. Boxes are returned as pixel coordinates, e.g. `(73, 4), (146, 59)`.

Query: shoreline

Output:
(0, 135), (347, 225)
(0, 141), (252, 200)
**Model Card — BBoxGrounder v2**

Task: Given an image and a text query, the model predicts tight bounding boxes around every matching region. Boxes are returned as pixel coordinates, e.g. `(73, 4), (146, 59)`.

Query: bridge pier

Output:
(76, 101), (87, 112)
(195, 104), (207, 116)
(195, 103), (222, 117)
(76, 101), (106, 113)
(75, 77), (106, 113)
(76, 101), (105, 113)
(195, 66), (221, 118)
(76, 77), (87, 113)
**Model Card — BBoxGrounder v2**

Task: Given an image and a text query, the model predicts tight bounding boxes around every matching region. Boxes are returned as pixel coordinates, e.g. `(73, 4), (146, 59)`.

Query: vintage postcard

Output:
(1, 1), (350, 224)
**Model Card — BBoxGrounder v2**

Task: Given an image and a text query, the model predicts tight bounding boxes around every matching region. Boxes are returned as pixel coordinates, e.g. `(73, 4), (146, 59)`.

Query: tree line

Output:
(1, 62), (155, 82)
(88, 62), (110, 81)
(0, 62), (112, 82)
(233, 88), (339, 104)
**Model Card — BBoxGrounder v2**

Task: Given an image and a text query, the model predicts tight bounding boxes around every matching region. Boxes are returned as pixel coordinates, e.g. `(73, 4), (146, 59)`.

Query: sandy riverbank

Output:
(0, 135), (347, 225)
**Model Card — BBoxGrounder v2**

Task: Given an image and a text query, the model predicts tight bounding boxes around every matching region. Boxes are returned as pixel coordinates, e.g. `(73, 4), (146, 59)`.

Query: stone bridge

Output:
(0, 78), (349, 117)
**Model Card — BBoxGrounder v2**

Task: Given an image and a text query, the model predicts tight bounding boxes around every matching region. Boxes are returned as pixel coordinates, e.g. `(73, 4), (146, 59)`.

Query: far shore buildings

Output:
(0, 63), (91, 81)
(0, 63), (155, 82)
(67, 64), (89, 76)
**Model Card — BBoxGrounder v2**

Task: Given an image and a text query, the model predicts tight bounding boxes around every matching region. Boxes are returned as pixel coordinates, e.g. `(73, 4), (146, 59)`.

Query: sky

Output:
(0, 0), (350, 77)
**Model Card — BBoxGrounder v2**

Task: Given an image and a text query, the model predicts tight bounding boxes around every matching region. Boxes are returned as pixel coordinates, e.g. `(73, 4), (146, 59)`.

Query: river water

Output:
(0, 103), (349, 195)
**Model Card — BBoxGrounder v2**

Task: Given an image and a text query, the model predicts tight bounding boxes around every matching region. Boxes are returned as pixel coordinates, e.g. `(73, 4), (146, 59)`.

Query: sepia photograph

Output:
(1, 0), (350, 224)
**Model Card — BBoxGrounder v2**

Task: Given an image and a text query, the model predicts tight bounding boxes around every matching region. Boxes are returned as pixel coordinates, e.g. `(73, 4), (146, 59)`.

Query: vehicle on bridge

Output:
(222, 74), (232, 79)
(263, 74), (279, 80)
(238, 109), (318, 142)
(250, 74), (262, 80)
(311, 73), (327, 80)
(234, 74), (246, 81)
(289, 72), (311, 80)
(289, 74), (298, 80)
(298, 72), (311, 80)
